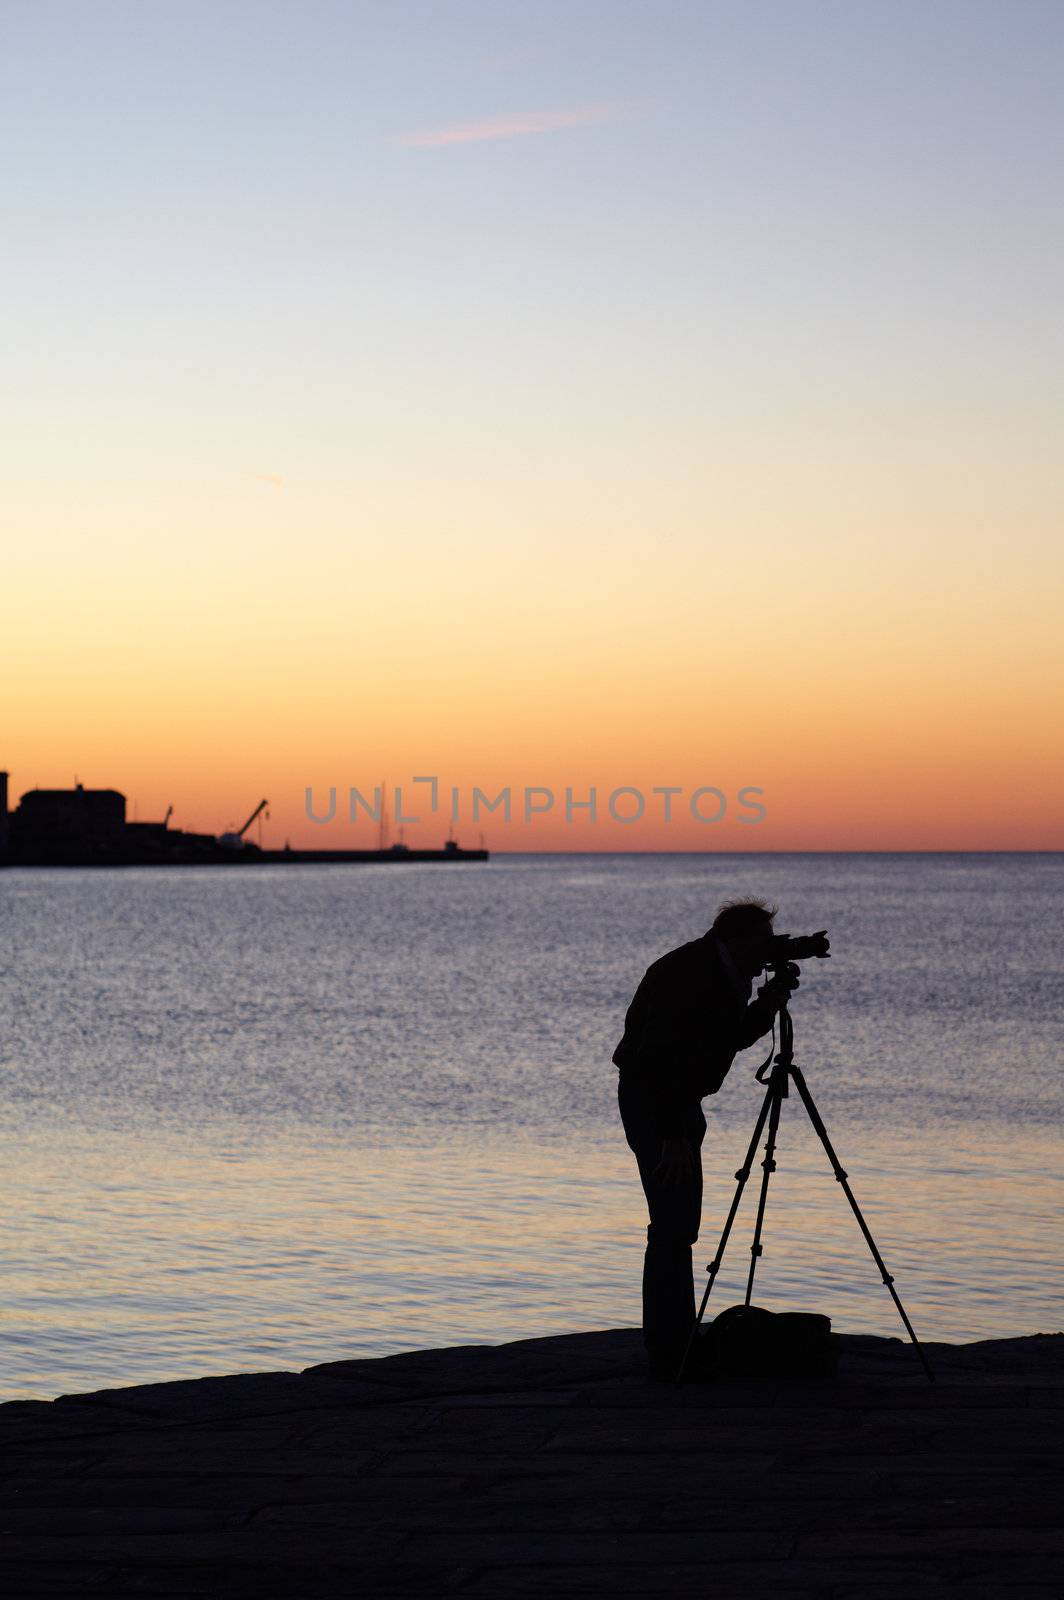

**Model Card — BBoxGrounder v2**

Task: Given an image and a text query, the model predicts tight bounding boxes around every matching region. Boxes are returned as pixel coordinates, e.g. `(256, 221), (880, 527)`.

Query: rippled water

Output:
(1, 853), (1061, 1400)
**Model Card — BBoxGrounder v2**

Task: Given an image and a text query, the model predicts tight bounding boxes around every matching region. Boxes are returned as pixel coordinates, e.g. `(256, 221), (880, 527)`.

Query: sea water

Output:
(1, 853), (1061, 1400)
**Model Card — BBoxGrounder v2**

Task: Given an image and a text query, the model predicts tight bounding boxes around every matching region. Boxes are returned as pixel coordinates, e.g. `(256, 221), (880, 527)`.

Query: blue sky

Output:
(6, 1), (1060, 403)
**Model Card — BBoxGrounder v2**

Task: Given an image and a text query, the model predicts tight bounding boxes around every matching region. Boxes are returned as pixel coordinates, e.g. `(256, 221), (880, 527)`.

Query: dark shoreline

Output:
(0, 848), (489, 868)
(3, 850), (1062, 868)
(2, 1327), (1060, 1596)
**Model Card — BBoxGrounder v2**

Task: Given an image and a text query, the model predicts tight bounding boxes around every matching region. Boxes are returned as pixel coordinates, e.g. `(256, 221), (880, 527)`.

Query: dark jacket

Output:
(613, 931), (778, 1137)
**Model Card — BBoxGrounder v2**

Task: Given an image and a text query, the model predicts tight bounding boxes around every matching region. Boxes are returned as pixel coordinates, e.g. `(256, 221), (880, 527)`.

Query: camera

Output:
(765, 930), (830, 969)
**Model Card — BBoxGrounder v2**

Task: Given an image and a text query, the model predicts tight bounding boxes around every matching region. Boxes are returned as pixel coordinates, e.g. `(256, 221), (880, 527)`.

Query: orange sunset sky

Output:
(4, 2), (1062, 851)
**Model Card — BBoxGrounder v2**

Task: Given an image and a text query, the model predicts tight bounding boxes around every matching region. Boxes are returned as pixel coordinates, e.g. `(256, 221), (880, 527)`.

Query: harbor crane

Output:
(218, 798), (269, 850)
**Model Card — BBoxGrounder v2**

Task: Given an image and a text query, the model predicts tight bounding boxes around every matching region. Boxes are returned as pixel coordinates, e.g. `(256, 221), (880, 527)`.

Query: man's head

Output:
(711, 898), (778, 977)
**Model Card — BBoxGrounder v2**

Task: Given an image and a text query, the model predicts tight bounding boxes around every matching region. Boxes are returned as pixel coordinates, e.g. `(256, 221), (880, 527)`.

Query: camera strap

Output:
(754, 1021), (777, 1083)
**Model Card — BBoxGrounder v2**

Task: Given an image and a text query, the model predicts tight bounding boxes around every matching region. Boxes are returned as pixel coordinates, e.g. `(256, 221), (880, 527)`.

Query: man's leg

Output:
(618, 1078), (707, 1373)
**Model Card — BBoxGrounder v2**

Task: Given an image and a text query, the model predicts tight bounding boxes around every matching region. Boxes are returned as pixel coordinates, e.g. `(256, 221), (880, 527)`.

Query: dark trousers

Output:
(617, 1074), (707, 1367)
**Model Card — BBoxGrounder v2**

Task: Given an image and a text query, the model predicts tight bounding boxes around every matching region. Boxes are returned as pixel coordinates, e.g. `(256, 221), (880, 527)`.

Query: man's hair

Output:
(711, 898), (778, 940)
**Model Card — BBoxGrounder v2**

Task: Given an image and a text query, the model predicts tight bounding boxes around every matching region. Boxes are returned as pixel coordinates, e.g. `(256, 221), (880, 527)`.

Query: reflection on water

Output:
(0, 853), (1061, 1400)
(3, 1116), (1060, 1401)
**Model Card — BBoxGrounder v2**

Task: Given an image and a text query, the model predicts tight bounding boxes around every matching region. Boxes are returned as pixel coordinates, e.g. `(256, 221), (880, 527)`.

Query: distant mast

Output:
(378, 780), (389, 852)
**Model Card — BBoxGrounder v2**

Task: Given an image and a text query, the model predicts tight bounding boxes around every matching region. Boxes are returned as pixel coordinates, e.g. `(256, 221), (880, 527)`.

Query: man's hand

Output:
(760, 961), (801, 1011)
(653, 1136), (698, 1190)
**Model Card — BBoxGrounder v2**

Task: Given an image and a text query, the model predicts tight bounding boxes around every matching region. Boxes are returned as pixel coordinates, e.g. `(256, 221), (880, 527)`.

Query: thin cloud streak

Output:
(397, 102), (645, 148)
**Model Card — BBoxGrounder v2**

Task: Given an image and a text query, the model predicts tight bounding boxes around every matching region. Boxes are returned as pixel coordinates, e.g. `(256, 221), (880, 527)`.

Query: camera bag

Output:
(696, 1303), (840, 1379)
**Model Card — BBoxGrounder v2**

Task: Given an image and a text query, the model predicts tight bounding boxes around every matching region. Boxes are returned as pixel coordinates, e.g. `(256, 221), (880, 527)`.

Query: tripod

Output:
(674, 1001), (935, 1386)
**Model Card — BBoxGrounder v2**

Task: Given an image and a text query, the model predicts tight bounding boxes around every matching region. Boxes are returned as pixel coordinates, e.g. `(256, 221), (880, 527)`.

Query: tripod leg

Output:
(672, 1076), (776, 1387)
(789, 1065), (935, 1385)
(744, 1070), (785, 1309)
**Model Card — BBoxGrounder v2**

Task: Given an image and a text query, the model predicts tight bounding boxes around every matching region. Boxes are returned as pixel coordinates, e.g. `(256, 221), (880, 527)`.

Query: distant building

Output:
(7, 782), (128, 863)
(16, 783), (126, 836)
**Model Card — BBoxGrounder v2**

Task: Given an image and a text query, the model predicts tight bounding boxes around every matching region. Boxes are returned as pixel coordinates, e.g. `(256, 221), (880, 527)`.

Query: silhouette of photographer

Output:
(614, 899), (799, 1378)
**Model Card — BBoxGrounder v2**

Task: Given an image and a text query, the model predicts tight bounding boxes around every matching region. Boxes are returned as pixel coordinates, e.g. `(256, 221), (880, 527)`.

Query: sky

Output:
(3, 0), (1062, 850)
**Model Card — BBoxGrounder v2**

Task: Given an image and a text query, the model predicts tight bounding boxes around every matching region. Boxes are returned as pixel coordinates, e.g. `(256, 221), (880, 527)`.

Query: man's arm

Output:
(735, 990), (778, 1049)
